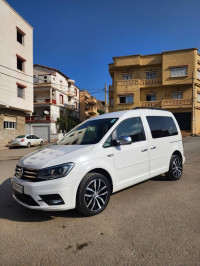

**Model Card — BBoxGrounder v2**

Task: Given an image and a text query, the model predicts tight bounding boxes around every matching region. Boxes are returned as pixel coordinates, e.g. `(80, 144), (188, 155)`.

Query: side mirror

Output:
(115, 136), (132, 146)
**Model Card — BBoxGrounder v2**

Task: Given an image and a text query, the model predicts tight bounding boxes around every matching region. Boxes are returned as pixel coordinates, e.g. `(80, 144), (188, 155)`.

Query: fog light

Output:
(39, 194), (64, 206)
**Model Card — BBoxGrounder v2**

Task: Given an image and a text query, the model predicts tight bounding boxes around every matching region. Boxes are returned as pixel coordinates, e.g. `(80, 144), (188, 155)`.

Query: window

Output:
(110, 98), (114, 107)
(58, 118), (118, 145)
(197, 92), (200, 102)
(75, 102), (78, 110)
(172, 92), (183, 99)
(119, 95), (134, 104)
(146, 94), (156, 101)
(146, 71), (157, 79)
(113, 117), (146, 143)
(4, 116), (16, 129)
(17, 55), (25, 71)
(74, 88), (77, 97)
(147, 116), (178, 139)
(122, 73), (132, 80)
(197, 70), (200, 79)
(170, 66), (188, 77)
(17, 27), (25, 44)
(17, 84), (25, 98)
(60, 94), (64, 104)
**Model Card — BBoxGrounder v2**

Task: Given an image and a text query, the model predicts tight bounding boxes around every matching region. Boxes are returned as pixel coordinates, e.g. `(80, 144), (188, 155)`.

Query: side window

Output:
(103, 135), (112, 148)
(26, 136), (31, 139)
(147, 116), (178, 139)
(113, 117), (146, 142)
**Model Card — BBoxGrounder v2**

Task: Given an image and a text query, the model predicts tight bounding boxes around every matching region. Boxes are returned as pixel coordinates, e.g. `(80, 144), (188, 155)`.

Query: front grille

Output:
(15, 165), (40, 182)
(14, 191), (39, 206)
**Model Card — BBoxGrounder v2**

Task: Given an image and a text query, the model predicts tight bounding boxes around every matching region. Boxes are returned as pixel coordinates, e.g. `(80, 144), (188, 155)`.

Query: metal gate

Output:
(33, 126), (49, 142)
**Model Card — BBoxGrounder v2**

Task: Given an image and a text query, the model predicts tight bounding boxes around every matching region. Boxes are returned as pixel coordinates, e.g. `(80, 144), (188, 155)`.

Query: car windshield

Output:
(58, 118), (118, 145)
(16, 135), (26, 138)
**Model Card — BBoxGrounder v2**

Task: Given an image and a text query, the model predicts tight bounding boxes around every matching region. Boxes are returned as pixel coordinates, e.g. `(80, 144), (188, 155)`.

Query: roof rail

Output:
(133, 107), (167, 111)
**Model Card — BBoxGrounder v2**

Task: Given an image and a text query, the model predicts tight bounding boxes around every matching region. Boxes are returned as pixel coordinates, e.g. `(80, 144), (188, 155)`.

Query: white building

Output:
(26, 64), (80, 142)
(0, 0), (33, 146)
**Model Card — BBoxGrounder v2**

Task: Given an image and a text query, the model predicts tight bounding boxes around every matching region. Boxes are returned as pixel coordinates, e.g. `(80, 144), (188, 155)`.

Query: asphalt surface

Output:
(0, 138), (200, 265)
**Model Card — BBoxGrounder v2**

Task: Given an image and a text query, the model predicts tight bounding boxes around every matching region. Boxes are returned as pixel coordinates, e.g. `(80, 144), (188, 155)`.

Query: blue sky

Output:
(7, 0), (200, 100)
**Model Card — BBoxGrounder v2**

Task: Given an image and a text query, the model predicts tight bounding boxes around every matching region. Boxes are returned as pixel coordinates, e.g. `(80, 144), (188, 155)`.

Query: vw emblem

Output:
(18, 168), (23, 178)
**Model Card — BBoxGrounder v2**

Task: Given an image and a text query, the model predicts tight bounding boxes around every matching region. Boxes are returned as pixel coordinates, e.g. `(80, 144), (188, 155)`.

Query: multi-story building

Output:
(79, 90), (98, 121)
(26, 64), (79, 142)
(0, 0), (33, 146)
(109, 48), (200, 134)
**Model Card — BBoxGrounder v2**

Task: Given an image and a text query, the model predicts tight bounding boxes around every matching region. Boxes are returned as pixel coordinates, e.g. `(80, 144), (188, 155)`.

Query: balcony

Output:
(88, 97), (97, 105)
(64, 103), (75, 110)
(139, 101), (161, 108)
(162, 99), (192, 109)
(140, 78), (161, 87)
(116, 78), (162, 88)
(66, 91), (74, 97)
(139, 99), (192, 109)
(26, 115), (56, 122)
(34, 98), (57, 105)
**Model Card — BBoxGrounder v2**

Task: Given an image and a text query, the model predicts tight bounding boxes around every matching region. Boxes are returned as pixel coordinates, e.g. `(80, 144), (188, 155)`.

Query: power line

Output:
(0, 64), (104, 92)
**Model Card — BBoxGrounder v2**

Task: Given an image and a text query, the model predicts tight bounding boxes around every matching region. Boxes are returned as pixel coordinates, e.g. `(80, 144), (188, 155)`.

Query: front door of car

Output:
(112, 117), (150, 191)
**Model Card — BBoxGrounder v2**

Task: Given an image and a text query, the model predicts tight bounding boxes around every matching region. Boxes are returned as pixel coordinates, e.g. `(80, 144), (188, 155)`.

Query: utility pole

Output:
(192, 72), (196, 135)
(105, 83), (108, 113)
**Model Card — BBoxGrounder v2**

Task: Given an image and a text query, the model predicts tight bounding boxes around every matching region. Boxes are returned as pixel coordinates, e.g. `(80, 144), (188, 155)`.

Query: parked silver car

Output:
(10, 135), (44, 148)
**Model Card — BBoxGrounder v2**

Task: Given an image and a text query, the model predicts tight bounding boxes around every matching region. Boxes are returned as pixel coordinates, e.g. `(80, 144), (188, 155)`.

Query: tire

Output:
(40, 141), (43, 146)
(76, 173), (111, 216)
(165, 155), (183, 180)
(27, 142), (31, 148)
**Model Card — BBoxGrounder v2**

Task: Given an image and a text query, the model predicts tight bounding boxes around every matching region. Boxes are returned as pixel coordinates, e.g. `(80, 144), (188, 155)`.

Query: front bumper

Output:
(11, 172), (81, 211)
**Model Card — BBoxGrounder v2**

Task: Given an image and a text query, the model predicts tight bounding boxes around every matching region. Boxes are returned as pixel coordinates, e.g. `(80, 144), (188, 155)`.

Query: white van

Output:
(12, 109), (185, 216)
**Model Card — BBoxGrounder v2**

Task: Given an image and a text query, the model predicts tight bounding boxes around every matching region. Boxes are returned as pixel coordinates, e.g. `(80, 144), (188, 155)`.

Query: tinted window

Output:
(147, 116), (178, 139)
(16, 135), (25, 138)
(114, 117), (146, 143)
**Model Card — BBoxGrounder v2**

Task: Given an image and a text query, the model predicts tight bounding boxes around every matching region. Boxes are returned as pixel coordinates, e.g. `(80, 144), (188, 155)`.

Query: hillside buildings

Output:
(109, 48), (200, 135)
(0, 0), (33, 146)
(26, 64), (80, 142)
(79, 90), (98, 122)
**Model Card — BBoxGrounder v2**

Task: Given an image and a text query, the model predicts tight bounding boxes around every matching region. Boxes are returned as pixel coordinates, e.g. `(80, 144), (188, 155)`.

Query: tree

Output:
(56, 110), (80, 132)
(97, 109), (105, 115)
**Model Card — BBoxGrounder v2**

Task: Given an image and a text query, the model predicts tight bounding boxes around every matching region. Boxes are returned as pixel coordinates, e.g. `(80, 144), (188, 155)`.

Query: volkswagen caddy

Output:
(12, 109), (185, 216)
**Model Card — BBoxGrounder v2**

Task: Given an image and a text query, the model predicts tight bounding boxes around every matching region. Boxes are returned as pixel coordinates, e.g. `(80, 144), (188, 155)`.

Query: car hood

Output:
(19, 144), (94, 169)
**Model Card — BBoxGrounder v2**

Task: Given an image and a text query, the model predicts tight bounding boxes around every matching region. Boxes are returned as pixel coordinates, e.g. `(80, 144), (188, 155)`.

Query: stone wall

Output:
(0, 109), (25, 146)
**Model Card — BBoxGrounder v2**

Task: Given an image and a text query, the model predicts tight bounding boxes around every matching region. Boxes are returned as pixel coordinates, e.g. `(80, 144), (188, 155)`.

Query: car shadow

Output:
(0, 178), (83, 223)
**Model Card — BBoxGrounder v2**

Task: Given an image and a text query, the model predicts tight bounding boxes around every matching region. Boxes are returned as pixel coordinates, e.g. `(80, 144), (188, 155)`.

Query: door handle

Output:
(141, 149), (148, 152)
(151, 146), (156, 150)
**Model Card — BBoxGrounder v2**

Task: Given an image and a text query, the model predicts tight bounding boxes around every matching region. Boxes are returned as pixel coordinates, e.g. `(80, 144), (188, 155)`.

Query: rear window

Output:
(16, 135), (26, 138)
(147, 116), (178, 139)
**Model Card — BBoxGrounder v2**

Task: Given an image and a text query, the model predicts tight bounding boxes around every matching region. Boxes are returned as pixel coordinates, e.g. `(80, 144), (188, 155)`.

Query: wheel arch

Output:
(172, 150), (183, 161)
(88, 168), (113, 193)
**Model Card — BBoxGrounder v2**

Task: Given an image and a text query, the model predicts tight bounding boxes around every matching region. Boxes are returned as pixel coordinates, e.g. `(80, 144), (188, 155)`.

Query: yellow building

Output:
(109, 48), (200, 134)
(79, 90), (99, 122)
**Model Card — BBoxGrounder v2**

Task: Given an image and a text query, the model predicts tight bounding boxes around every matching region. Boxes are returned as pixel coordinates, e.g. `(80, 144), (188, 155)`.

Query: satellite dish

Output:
(44, 110), (49, 115)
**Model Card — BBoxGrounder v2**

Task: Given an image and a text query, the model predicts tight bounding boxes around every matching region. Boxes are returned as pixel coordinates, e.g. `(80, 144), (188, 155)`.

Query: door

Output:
(112, 117), (149, 190)
(145, 116), (174, 177)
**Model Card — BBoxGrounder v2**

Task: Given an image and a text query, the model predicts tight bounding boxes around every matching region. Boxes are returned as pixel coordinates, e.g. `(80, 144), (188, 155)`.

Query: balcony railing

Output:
(139, 99), (192, 108)
(139, 101), (161, 108)
(117, 78), (161, 87)
(34, 98), (57, 104)
(162, 100), (192, 106)
(26, 115), (56, 122)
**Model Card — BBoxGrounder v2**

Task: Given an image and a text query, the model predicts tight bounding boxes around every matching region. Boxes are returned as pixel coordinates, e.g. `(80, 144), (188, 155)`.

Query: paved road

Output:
(0, 138), (200, 265)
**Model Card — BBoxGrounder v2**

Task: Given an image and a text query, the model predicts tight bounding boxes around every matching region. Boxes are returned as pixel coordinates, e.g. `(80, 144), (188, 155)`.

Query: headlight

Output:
(37, 163), (74, 180)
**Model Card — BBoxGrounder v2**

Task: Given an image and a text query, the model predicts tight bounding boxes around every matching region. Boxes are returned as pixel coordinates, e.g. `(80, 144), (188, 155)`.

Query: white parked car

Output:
(10, 135), (44, 148)
(11, 109), (185, 216)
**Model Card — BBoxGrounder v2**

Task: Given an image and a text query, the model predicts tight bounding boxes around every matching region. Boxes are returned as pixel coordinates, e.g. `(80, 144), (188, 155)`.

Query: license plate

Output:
(12, 182), (24, 194)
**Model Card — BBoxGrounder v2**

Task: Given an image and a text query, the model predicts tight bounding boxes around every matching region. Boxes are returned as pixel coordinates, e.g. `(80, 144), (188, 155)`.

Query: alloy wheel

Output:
(84, 179), (108, 211)
(172, 157), (182, 179)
